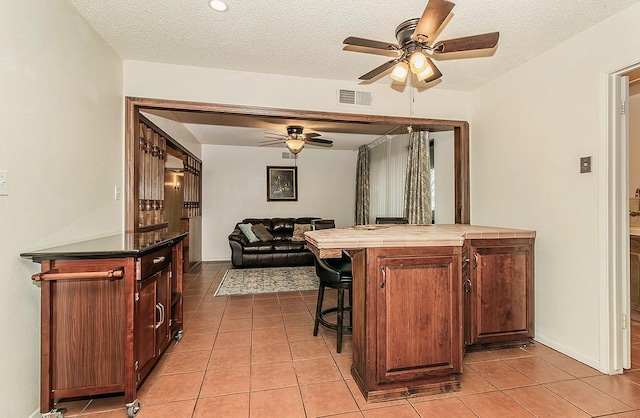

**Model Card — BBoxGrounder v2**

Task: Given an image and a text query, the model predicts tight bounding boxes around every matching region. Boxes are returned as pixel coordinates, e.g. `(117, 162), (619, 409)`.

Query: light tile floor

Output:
(57, 261), (640, 417)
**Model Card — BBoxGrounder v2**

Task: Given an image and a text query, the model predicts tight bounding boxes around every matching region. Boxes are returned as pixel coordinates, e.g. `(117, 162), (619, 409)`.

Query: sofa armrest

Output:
(228, 228), (248, 246)
(229, 239), (244, 267)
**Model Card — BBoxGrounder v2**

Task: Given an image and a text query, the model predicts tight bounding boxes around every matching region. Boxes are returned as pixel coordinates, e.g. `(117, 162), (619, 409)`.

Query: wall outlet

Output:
(114, 185), (121, 200)
(0, 171), (7, 196)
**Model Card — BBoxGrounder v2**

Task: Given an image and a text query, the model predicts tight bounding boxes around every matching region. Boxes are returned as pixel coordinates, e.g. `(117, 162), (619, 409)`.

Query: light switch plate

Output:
(0, 170), (7, 195)
(580, 156), (592, 173)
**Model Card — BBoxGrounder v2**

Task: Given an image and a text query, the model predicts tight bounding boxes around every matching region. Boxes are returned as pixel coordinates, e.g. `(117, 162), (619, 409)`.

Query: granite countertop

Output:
(21, 231), (188, 262)
(305, 224), (535, 258)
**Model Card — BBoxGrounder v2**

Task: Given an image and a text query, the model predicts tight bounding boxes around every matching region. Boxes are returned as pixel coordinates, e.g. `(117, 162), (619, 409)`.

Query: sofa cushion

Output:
(271, 218), (295, 232)
(271, 231), (292, 242)
(292, 223), (312, 241)
(238, 223), (260, 243)
(243, 242), (274, 253)
(273, 242), (305, 252)
(243, 218), (272, 232)
(252, 223), (273, 242)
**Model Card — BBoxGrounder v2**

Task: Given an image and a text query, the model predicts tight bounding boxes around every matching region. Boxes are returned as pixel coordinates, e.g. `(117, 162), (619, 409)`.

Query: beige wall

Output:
(0, 1), (123, 416)
(471, 2), (640, 371)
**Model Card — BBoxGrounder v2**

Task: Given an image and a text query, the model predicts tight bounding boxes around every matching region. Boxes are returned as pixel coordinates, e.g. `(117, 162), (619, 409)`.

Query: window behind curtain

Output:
(369, 134), (410, 224)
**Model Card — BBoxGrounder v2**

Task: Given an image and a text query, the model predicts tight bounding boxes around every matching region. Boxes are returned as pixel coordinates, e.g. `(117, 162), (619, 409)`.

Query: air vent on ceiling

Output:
(338, 89), (372, 106)
(281, 152), (298, 159)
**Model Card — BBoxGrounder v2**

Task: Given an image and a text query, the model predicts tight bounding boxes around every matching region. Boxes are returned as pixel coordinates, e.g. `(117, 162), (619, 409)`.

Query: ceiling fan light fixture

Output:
(416, 65), (435, 81)
(409, 51), (428, 74)
(390, 61), (409, 82)
(209, 0), (228, 12)
(285, 139), (305, 154)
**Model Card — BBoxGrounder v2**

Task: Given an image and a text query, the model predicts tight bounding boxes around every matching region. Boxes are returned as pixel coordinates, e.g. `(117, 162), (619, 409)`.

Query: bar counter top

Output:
(305, 224), (536, 258)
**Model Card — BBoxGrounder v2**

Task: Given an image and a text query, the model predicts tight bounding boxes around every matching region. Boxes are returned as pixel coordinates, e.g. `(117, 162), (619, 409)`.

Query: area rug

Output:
(214, 266), (319, 296)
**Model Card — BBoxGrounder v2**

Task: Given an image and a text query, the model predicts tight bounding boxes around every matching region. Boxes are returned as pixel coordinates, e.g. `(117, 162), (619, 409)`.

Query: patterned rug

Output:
(214, 266), (319, 296)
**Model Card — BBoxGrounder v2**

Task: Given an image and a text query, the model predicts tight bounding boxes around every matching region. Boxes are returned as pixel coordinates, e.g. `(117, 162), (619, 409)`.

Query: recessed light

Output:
(209, 0), (228, 12)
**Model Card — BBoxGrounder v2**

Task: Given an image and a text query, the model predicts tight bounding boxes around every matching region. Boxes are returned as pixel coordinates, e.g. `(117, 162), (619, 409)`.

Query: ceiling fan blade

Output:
(413, 0), (455, 43)
(344, 36), (400, 51)
(305, 138), (333, 145)
(420, 58), (443, 84)
(359, 59), (399, 81)
(264, 133), (286, 139)
(303, 132), (321, 138)
(343, 45), (402, 58)
(258, 139), (284, 144)
(433, 32), (500, 53)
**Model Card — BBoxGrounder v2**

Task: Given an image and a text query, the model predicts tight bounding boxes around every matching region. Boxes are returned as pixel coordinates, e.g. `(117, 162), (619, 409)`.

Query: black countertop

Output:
(21, 231), (188, 262)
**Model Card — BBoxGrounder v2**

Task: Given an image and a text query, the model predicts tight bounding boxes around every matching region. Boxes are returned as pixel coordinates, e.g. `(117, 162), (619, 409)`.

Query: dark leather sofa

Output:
(228, 217), (320, 268)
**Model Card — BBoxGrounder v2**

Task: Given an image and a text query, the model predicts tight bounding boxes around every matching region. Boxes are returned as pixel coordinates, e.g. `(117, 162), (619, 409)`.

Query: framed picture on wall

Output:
(267, 166), (298, 201)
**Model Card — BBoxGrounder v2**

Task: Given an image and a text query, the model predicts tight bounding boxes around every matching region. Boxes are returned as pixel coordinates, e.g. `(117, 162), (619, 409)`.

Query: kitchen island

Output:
(305, 224), (536, 402)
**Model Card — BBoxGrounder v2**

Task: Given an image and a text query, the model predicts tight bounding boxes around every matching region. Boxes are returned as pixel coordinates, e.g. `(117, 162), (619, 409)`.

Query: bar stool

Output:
(311, 219), (352, 353)
(313, 253), (352, 353)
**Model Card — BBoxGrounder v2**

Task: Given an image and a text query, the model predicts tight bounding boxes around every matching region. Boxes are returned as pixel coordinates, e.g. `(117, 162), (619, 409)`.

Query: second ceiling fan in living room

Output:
(344, 0), (499, 84)
(260, 126), (333, 155)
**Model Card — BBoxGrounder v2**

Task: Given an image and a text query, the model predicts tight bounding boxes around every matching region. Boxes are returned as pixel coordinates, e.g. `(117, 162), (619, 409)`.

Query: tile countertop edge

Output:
(305, 224), (536, 250)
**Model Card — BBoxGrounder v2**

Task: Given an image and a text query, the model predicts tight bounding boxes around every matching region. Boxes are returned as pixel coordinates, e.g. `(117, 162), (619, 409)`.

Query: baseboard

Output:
(203, 257), (232, 262)
(533, 335), (602, 372)
(29, 408), (40, 418)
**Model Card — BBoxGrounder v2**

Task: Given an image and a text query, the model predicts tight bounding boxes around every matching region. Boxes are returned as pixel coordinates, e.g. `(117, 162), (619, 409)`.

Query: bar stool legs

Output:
(314, 284), (352, 353)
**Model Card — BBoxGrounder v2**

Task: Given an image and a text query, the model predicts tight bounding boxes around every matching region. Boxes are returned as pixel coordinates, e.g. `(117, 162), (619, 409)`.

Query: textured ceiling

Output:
(69, 0), (639, 149)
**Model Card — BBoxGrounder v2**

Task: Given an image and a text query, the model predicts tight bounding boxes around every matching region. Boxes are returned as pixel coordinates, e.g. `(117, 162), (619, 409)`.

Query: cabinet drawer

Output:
(140, 246), (172, 279)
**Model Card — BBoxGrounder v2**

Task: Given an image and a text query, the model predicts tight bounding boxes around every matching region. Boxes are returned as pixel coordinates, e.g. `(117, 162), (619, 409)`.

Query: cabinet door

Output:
(374, 250), (462, 384)
(470, 239), (534, 345)
(136, 274), (158, 379)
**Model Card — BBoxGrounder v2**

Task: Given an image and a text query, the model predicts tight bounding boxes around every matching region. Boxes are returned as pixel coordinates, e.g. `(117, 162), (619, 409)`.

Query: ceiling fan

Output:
(343, 0), (499, 84)
(260, 126), (333, 154)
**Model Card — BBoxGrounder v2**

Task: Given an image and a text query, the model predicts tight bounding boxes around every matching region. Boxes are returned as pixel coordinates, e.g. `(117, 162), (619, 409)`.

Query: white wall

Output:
(123, 61), (472, 122)
(471, 3), (640, 371)
(202, 146), (357, 260)
(0, 1), (123, 416)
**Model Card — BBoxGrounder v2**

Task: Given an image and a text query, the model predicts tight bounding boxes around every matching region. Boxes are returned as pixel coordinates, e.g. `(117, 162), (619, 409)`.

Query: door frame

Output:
(603, 62), (640, 374)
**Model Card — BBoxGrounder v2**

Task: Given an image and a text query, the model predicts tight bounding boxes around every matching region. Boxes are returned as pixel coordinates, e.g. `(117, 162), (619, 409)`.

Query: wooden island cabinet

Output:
(21, 231), (186, 418)
(306, 224), (535, 402)
(464, 238), (535, 349)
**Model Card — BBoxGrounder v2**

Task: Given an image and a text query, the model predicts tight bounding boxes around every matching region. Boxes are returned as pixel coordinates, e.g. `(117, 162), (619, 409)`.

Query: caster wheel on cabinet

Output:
(126, 399), (141, 417)
(174, 330), (183, 341)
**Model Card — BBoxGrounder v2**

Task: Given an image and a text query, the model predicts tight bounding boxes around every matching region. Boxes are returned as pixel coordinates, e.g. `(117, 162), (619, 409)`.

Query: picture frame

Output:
(267, 166), (298, 201)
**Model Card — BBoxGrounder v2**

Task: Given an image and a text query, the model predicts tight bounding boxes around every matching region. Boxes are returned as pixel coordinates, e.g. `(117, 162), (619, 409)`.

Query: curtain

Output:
(404, 130), (432, 224)
(369, 134), (410, 224)
(354, 145), (370, 225)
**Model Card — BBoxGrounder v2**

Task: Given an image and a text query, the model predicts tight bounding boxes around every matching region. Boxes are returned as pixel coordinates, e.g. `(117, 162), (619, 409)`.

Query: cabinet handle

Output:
(380, 267), (386, 289)
(155, 303), (165, 329)
(32, 267), (124, 282)
(153, 256), (166, 264)
(473, 253), (478, 269)
(464, 278), (472, 293)
(462, 257), (469, 263)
